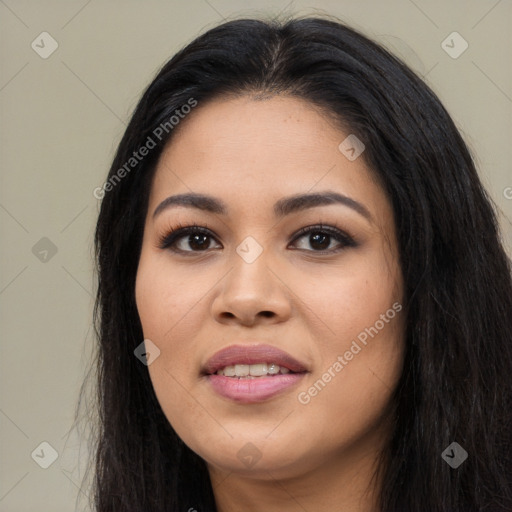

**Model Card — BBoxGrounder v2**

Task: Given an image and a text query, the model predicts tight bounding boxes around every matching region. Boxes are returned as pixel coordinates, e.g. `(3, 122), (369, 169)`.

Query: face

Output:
(135, 95), (404, 482)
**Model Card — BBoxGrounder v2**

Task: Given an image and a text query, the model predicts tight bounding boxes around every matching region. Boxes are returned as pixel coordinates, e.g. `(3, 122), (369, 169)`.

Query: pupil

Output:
(189, 234), (209, 250)
(310, 232), (330, 250)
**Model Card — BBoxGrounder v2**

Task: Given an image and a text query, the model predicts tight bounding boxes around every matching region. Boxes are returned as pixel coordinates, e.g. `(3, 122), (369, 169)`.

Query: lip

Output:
(206, 373), (306, 404)
(202, 344), (308, 375)
(202, 343), (309, 404)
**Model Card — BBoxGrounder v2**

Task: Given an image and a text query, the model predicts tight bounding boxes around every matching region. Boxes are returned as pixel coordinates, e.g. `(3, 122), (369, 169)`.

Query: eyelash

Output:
(157, 222), (357, 255)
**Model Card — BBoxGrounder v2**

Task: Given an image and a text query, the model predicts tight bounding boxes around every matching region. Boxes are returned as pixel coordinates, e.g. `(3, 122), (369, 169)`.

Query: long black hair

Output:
(84, 15), (512, 512)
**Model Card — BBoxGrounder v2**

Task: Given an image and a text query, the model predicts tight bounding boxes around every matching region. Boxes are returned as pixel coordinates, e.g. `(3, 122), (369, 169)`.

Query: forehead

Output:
(149, 95), (387, 219)
(159, 95), (344, 170)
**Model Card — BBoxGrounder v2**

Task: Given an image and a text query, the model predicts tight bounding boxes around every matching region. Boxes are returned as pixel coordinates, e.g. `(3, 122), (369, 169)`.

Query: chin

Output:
(191, 434), (313, 479)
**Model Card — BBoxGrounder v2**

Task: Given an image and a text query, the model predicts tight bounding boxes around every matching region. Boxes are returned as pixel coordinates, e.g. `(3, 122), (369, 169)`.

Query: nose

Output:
(211, 251), (292, 327)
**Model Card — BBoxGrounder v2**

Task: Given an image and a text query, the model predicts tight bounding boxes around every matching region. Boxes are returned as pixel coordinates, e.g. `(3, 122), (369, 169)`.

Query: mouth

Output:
(214, 362), (295, 378)
(202, 344), (308, 403)
(202, 343), (308, 375)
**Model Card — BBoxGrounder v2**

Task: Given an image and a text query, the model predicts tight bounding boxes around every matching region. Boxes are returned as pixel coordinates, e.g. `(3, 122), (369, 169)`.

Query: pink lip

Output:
(202, 343), (309, 404)
(206, 373), (306, 403)
(202, 344), (308, 375)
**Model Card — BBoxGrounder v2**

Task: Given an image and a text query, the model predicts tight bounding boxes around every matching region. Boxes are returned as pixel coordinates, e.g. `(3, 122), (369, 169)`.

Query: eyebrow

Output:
(153, 191), (372, 222)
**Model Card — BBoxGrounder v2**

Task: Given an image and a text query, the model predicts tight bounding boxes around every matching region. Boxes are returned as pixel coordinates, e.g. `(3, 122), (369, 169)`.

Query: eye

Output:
(158, 222), (356, 255)
(158, 223), (222, 254)
(289, 224), (356, 253)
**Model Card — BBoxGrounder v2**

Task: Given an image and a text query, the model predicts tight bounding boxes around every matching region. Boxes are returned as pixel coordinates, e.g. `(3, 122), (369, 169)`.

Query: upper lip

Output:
(202, 344), (309, 375)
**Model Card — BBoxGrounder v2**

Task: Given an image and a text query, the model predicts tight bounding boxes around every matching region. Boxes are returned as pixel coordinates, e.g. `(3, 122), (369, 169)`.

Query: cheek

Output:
(289, 251), (404, 432)
(135, 252), (205, 337)
(135, 256), (211, 438)
(289, 249), (401, 346)
(135, 253), (207, 387)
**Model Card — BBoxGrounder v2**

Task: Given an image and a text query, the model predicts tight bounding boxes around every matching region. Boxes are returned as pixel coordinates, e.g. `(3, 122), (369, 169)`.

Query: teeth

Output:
(267, 363), (279, 375)
(223, 366), (236, 377)
(244, 363), (266, 376)
(234, 364), (250, 377)
(215, 363), (292, 377)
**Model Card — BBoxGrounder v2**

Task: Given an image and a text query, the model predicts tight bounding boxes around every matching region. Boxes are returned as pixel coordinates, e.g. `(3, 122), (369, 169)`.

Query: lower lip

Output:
(206, 373), (306, 403)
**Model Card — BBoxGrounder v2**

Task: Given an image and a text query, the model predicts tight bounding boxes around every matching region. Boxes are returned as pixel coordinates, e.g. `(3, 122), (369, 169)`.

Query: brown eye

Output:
(179, 233), (213, 251)
(308, 232), (332, 250)
(158, 225), (222, 253)
(290, 224), (356, 253)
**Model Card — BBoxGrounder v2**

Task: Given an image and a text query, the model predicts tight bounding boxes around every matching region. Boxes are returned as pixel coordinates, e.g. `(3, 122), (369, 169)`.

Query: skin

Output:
(135, 95), (405, 512)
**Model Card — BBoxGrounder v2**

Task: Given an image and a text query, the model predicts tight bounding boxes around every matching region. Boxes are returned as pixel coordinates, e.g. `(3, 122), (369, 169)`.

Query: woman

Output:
(88, 16), (512, 512)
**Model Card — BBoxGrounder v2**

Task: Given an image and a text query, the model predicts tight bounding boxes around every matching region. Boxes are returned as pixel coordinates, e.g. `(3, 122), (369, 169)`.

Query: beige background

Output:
(1, 0), (511, 510)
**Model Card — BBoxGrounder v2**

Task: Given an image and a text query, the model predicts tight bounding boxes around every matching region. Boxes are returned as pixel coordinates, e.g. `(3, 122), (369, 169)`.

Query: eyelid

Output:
(156, 222), (221, 252)
(288, 223), (357, 251)
(157, 221), (357, 253)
